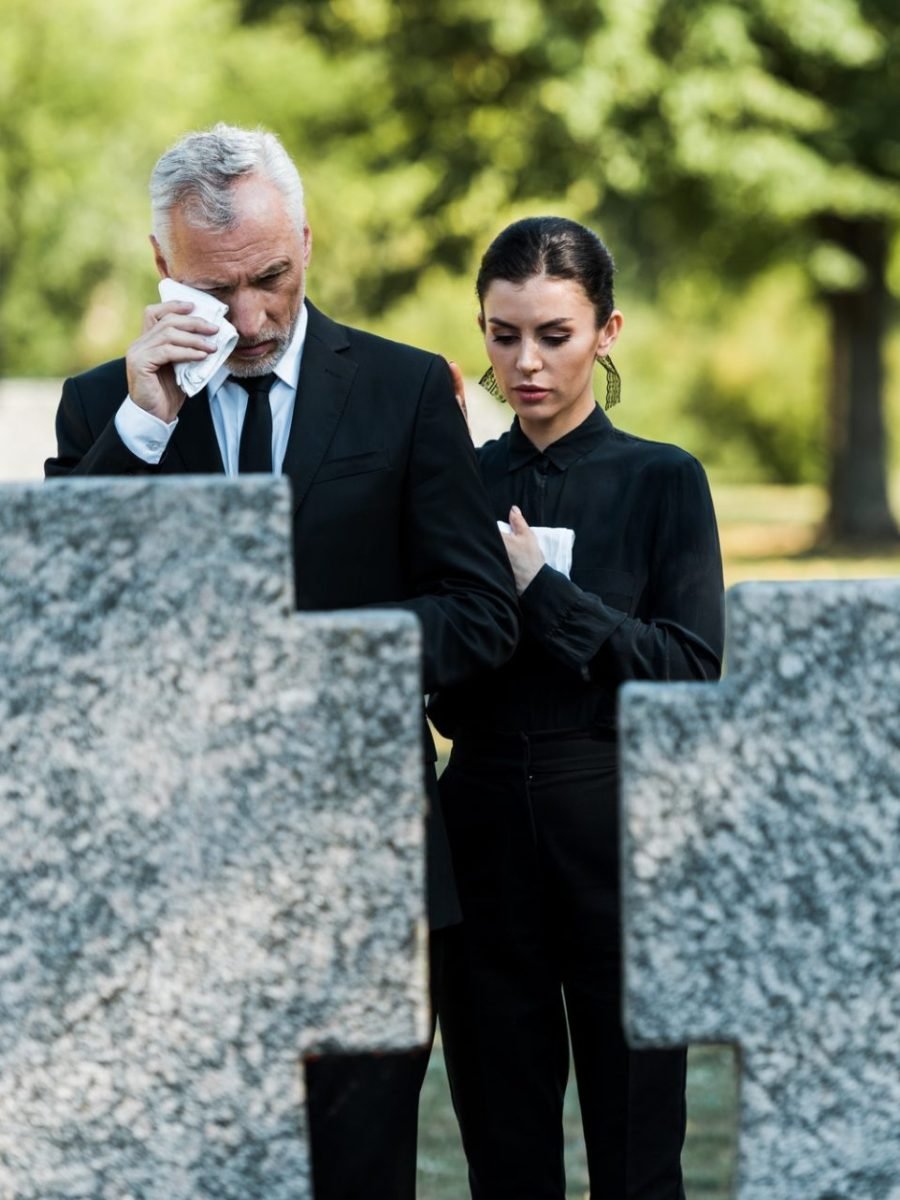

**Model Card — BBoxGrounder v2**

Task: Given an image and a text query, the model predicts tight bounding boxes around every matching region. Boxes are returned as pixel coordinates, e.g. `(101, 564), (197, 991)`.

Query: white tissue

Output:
(158, 278), (239, 397)
(498, 521), (575, 578)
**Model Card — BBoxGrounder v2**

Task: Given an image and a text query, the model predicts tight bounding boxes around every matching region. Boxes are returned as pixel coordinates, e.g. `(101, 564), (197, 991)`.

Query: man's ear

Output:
(302, 223), (313, 268)
(150, 235), (170, 280)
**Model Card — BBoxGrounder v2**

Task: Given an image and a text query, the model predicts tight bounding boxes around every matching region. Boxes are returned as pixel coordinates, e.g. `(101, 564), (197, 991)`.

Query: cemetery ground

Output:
(418, 478), (900, 1200)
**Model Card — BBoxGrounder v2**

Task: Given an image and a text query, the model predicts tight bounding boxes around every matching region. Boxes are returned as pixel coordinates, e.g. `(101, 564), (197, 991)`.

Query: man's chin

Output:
(228, 345), (284, 377)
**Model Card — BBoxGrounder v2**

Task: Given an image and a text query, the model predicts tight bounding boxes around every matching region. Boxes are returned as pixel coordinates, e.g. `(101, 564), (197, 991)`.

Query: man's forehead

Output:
(172, 175), (298, 239)
(167, 207), (303, 275)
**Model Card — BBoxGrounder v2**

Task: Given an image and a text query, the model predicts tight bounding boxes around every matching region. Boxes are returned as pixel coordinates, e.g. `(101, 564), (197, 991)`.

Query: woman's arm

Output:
(514, 453), (725, 684)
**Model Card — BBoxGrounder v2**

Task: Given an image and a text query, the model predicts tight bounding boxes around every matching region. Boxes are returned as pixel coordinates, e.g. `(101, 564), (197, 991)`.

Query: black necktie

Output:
(231, 373), (275, 473)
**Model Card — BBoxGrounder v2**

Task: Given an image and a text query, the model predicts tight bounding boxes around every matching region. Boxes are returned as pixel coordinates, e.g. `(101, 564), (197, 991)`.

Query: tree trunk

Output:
(820, 216), (898, 544)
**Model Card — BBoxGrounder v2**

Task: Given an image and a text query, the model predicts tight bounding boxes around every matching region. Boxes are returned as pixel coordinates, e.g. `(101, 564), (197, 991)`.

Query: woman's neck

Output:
(518, 394), (596, 452)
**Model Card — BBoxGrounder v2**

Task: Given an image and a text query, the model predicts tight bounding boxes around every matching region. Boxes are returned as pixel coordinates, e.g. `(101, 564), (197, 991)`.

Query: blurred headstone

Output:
(0, 378), (60, 480)
(465, 379), (510, 448)
(0, 477), (428, 1200)
(620, 580), (900, 1200)
(0, 375), (513, 482)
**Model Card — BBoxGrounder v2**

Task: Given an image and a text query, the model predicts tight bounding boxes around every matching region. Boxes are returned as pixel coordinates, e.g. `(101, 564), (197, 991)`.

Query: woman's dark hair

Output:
(476, 216), (615, 327)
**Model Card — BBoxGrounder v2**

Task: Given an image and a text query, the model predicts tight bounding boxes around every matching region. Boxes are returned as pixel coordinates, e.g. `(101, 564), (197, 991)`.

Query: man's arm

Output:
(45, 299), (218, 477)
(392, 356), (519, 693)
(45, 368), (160, 476)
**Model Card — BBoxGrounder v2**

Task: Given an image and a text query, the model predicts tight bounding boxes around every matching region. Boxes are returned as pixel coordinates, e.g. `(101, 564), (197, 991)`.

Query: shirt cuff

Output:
(520, 564), (628, 676)
(519, 563), (576, 624)
(115, 397), (178, 465)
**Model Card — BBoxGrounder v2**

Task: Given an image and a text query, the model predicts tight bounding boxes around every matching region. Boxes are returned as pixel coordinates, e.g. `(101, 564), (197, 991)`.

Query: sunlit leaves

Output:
(755, 0), (883, 65)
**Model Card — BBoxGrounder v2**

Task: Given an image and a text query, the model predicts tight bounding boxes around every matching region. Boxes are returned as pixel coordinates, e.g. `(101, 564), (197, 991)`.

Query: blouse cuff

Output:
(519, 564), (628, 676)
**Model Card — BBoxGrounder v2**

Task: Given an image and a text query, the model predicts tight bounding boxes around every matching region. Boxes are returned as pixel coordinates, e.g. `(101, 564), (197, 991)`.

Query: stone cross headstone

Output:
(0, 477), (428, 1200)
(619, 580), (900, 1200)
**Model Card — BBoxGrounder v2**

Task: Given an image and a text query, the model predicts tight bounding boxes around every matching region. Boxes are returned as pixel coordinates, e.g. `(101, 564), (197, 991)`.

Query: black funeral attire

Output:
(430, 405), (724, 1200)
(45, 298), (519, 1200)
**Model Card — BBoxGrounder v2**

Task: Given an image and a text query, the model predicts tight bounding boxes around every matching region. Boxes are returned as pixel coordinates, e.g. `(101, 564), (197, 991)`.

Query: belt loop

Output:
(519, 730), (532, 778)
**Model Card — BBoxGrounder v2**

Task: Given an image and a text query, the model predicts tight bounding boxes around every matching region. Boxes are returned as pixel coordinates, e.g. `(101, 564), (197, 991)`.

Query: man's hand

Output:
(447, 359), (469, 425)
(501, 506), (545, 596)
(126, 300), (220, 423)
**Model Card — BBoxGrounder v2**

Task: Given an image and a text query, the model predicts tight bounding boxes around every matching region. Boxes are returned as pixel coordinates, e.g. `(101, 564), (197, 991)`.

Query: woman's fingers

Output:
(447, 359), (469, 423)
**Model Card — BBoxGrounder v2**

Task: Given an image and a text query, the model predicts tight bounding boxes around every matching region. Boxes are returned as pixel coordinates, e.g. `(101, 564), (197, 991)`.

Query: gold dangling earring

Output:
(478, 365), (505, 402)
(596, 354), (621, 410)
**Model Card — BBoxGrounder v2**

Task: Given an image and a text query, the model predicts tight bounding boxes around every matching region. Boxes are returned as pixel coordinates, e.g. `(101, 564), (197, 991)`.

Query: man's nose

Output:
(227, 290), (265, 339)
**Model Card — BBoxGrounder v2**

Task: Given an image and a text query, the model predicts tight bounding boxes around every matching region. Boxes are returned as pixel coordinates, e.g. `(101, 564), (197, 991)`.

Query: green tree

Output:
(0, 0), (348, 375)
(0, 0), (240, 376)
(638, 0), (900, 541)
(241, 0), (900, 542)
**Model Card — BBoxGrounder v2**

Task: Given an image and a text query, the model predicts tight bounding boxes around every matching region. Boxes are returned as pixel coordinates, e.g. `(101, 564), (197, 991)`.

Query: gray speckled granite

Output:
(619, 580), (900, 1200)
(0, 478), (428, 1200)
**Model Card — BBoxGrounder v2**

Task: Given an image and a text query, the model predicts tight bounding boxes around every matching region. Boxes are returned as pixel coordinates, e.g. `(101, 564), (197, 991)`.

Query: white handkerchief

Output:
(498, 521), (575, 578)
(158, 278), (239, 397)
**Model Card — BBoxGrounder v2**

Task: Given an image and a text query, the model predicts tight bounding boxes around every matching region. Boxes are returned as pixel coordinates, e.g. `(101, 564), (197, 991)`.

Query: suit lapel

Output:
(282, 303), (357, 513)
(166, 388), (224, 474)
(161, 302), (355, 495)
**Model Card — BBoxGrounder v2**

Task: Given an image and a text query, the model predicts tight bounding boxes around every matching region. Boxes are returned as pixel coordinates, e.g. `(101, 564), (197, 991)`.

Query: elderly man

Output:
(46, 124), (518, 1199)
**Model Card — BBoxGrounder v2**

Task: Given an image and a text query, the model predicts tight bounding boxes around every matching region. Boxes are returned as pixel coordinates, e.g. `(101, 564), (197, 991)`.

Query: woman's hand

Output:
(447, 359), (469, 424)
(501, 506), (544, 595)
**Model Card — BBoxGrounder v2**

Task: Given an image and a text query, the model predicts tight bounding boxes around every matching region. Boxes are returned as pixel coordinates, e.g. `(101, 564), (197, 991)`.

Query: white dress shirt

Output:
(115, 304), (309, 475)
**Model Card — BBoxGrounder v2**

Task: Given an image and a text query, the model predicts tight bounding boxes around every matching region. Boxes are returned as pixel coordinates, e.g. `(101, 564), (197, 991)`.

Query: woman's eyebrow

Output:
(487, 316), (574, 330)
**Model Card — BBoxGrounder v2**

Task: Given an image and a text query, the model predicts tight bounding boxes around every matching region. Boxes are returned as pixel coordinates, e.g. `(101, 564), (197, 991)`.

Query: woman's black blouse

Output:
(430, 406), (725, 737)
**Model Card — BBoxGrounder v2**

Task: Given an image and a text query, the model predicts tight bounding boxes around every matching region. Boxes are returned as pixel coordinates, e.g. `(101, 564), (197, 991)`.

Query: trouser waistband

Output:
(450, 726), (617, 771)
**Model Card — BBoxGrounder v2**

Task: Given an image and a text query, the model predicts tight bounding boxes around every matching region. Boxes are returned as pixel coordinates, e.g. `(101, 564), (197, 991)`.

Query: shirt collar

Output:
(208, 301), (309, 397)
(507, 405), (613, 472)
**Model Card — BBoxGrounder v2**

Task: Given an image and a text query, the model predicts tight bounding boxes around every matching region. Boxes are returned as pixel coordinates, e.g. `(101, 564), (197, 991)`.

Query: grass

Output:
(417, 482), (898, 1198)
(417, 1040), (739, 1200)
(713, 481), (900, 584)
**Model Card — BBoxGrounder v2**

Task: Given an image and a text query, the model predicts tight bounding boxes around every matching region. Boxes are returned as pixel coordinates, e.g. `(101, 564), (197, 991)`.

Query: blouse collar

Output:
(507, 405), (613, 472)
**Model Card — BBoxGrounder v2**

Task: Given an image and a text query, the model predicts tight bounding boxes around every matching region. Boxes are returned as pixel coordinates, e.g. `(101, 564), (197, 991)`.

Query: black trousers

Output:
(437, 731), (687, 1200)
(305, 1042), (431, 1200)
(304, 925), (445, 1200)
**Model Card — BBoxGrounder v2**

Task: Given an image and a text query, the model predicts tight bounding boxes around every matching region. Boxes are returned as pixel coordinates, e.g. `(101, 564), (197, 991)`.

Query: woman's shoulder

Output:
(609, 426), (708, 479)
(474, 430), (511, 471)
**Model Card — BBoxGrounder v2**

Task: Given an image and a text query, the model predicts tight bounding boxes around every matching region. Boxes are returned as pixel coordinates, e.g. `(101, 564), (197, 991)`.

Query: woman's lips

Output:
(514, 385), (550, 401)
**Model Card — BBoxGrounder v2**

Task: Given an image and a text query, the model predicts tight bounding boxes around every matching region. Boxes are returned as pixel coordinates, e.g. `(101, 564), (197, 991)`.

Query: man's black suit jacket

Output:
(45, 299), (519, 928)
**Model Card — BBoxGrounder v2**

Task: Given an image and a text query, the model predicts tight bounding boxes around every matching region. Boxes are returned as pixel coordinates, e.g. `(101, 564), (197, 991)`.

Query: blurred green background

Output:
(3, 1), (899, 1194)
(3, 0), (900, 541)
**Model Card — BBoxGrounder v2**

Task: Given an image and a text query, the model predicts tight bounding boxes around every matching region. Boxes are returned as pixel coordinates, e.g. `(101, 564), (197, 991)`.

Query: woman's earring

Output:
(596, 354), (621, 410)
(478, 365), (505, 402)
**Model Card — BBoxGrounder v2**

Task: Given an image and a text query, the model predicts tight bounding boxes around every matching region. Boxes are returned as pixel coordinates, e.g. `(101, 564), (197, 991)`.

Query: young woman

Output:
(432, 217), (725, 1199)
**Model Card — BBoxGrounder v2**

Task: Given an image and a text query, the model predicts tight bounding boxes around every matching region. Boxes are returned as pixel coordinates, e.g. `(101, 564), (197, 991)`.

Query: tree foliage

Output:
(2, 0), (898, 536)
(240, 0), (900, 538)
(0, 0), (346, 374)
(238, 0), (899, 290)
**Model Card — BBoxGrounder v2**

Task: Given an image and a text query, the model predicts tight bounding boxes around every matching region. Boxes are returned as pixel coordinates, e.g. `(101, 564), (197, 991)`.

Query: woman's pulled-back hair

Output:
(476, 217), (615, 327)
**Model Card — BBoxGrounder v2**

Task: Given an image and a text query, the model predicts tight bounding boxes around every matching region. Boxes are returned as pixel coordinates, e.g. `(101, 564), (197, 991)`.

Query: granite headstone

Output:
(619, 580), (900, 1200)
(0, 477), (428, 1199)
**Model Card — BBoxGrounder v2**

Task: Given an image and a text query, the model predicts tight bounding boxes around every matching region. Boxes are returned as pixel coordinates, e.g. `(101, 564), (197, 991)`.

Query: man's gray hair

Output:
(150, 123), (305, 253)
